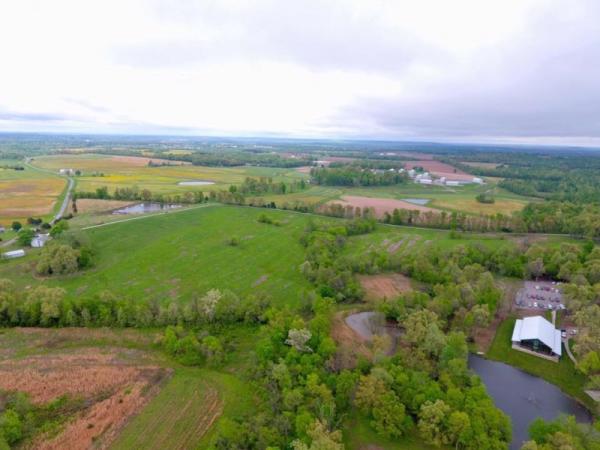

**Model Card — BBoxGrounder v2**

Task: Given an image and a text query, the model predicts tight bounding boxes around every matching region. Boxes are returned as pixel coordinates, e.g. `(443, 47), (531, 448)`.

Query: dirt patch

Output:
(327, 195), (437, 218)
(253, 274), (269, 286)
(358, 273), (412, 301)
(331, 312), (372, 369)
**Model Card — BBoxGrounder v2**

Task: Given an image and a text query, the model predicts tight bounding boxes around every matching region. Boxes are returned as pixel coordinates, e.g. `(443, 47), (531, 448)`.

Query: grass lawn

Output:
(486, 317), (597, 413)
(343, 412), (442, 450)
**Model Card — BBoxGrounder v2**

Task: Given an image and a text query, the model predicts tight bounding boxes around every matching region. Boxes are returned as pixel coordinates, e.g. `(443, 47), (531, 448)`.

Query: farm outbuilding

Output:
(2, 249), (25, 259)
(511, 316), (562, 360)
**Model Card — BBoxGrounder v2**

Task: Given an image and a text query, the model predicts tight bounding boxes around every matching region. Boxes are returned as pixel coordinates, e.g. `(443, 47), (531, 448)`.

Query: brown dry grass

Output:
(328, 195), (437, 218)
(0, 178), (65, 223)
(357, 273), (412, 302)
(0, 328), (168, 450)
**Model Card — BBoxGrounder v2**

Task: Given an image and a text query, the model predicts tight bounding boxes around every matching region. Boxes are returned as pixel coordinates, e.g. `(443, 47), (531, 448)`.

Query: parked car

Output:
(561, 330), (567, 338)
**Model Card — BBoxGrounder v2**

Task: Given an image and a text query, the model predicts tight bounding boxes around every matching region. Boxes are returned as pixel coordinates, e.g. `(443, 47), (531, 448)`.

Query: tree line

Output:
(310, 166), (408, 186)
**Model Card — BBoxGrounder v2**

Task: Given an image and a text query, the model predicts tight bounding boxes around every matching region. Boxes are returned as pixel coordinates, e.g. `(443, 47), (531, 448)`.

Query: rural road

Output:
(52, 176), (74, 224)
(24, 159), (75, 224)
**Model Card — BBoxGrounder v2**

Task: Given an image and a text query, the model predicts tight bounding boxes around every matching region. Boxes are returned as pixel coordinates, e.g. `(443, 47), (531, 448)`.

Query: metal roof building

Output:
(512, 315), (562, 357)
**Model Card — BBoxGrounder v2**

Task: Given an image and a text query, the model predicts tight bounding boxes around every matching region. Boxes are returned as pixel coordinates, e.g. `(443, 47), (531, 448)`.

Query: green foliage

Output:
(36, 243), (80, 276)
(311, 166), (408, 187)
(17, 228), (34, 246)
(10, 222), (21, 232)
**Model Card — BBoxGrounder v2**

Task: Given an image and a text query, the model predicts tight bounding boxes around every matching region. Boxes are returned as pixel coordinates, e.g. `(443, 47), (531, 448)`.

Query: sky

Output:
(1, 0), (599, 145)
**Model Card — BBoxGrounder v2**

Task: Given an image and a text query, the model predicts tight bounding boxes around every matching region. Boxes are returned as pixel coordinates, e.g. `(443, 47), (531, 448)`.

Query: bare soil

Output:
(328, 195), (437, 218)
(357, 273), (412, 302)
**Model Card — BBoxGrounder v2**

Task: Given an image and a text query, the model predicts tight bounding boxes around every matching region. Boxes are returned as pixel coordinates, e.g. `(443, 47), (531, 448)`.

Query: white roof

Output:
(512, 316), (562, 356)
(2, 249), (25, 257)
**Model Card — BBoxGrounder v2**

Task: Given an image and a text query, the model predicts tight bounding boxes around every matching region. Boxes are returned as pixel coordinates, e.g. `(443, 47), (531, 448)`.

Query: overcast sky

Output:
(1, 0), (599, 145)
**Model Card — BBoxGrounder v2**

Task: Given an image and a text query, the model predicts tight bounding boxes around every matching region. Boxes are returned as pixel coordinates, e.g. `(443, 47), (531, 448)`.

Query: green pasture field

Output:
(30, 153), (307, 195)
(0, 205), (315, 307)
(0, 205), (576, 308)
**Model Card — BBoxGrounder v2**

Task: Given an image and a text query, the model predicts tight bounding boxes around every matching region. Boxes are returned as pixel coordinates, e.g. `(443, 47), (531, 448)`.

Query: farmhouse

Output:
(31, 233), (50, 248)
(59, 168), (74, 175)
(511, 315), (562, 361)
(2, 249), (25, 259)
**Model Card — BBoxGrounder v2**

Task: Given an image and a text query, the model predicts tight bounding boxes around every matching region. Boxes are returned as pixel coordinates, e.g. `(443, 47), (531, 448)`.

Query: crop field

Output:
(258, 182), (534, 216)
(0, 160), (66, 225)
(30, 154), (307, 195)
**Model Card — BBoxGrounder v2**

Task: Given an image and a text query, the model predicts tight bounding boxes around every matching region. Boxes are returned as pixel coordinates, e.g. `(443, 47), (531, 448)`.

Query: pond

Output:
(469, 355), (592, 449)
(401, 198), (430, 205)
(177, 180), (215, 186)
(344, 311), (402, 355)
(112, 203), (182, 215)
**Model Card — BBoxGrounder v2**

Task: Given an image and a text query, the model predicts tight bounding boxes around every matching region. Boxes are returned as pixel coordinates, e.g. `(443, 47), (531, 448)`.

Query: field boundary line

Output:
(81, 203), (218, 230)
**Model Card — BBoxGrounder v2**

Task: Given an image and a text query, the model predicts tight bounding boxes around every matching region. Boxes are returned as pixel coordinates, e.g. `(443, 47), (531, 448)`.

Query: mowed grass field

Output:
(0, 205), (315, 307)
(31, 154), (307, 195)
(0, 159), (67, 225)
(111, 368), (253, 450)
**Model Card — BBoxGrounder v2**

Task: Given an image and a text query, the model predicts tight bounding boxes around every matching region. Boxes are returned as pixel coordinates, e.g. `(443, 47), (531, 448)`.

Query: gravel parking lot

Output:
(515, 280), (565, 311)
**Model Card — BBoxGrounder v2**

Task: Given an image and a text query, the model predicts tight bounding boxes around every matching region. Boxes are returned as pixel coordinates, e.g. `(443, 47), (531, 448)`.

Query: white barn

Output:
(511, 315), (562, 358)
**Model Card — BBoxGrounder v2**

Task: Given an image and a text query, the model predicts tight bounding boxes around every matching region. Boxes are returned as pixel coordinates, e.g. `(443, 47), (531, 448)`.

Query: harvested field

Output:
(0, 178), (65, 223)
(295, 166), (312, 174)
(404, 160), (474, 181)
(34, 154), (189, 171)
(357, 273), (412, 301)
(328, 195), (437, 218)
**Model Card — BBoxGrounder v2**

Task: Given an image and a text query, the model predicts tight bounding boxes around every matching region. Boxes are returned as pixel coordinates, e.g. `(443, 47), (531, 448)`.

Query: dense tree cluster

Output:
(236, 176), (307, 195)
(299, 219), (377, 301)
(310, 166), (408, 187)
(523, 416), (600, 450)
(189, 151), (313, 168)
(0, 283), (270, 328)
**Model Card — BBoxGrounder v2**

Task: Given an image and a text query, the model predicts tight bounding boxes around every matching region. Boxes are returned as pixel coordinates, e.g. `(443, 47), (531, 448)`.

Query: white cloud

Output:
(0, 0), (599, 144)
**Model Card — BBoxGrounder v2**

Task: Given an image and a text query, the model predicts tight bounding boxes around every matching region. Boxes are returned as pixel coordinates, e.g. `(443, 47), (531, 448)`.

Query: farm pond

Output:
(177, 180), (215, 186)
(469, 355), (592, 449)
(345, 312), (592, 450)
(112, 203), (182, 214)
